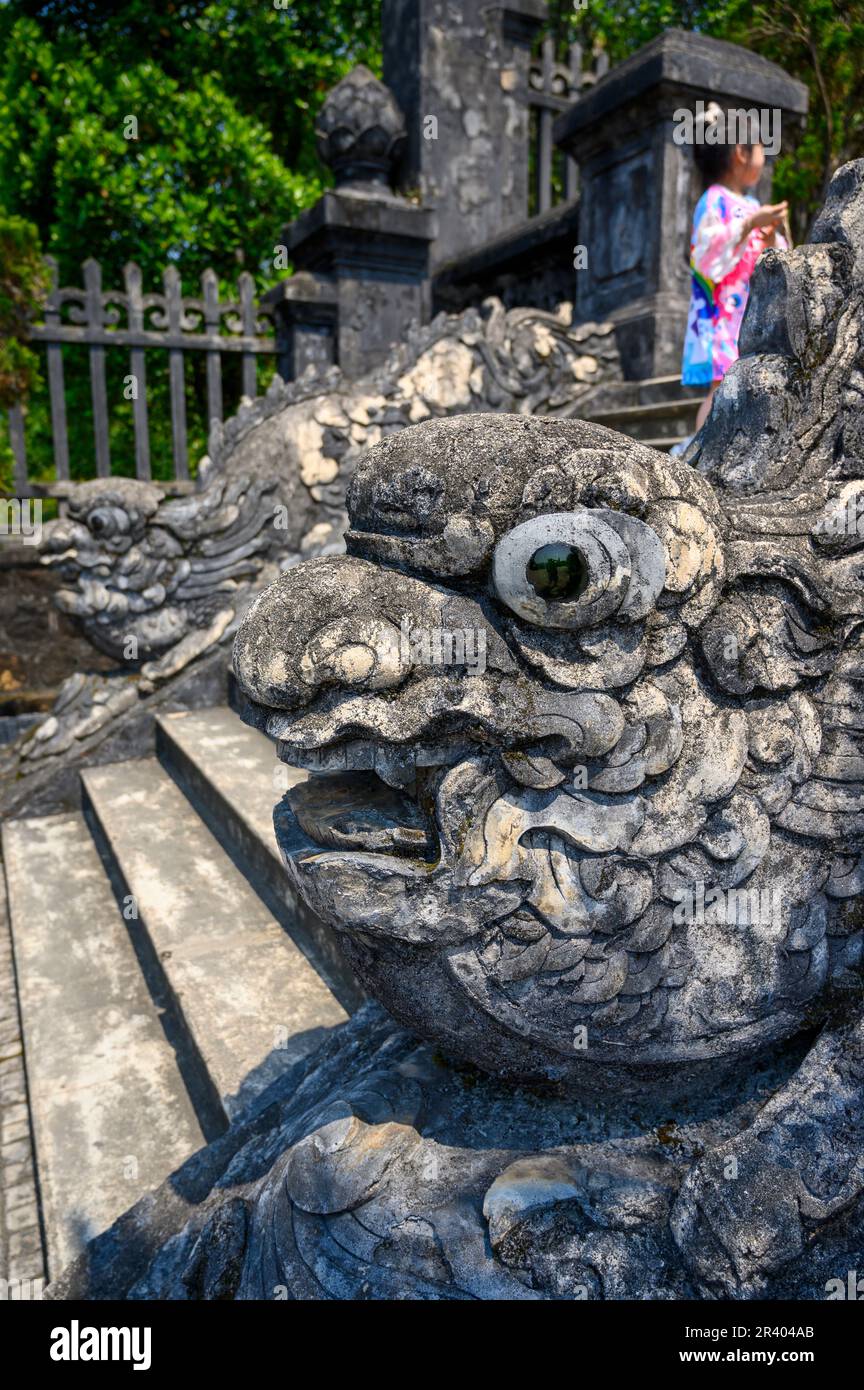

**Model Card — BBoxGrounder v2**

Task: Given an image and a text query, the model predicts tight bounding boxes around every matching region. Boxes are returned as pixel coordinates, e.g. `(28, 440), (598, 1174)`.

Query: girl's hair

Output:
(692, 104), (754, 189)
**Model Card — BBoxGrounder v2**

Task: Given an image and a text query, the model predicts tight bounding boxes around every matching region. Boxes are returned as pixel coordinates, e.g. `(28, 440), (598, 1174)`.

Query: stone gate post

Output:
(382, 0), (548, 266)
(274, 66), (436, 380)
(554, 29), (808, 379)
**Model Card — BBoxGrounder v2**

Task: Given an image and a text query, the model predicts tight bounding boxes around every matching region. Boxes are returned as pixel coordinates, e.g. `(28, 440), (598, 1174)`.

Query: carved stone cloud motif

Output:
(11, 302), (619, 798)
(37, 304), (619, 677)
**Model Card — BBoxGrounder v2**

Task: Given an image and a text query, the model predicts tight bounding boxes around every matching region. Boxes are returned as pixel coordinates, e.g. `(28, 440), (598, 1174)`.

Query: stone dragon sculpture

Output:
(2, 301), (619, 816)
(49, 163), (864, 1304)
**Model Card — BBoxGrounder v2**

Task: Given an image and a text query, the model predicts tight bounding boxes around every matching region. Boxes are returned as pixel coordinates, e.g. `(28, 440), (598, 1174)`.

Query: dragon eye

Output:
(492, 511), (666, 629)
(89, 507), (120, 538)
(526, 543), (589, 601)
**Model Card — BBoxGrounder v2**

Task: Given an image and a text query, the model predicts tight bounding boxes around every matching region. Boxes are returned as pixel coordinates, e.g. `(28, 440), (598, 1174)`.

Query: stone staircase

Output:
(1, 706), (360, 1281)
(581, 374), (703, 451)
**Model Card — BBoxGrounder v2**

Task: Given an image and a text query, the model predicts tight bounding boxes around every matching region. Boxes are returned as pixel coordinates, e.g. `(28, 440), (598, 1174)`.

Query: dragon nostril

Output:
(526, 543), (589, 602)
(329, 644), (377, 684)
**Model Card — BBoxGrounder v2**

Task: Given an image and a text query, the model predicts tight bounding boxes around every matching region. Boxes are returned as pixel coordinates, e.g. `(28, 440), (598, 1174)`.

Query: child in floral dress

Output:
(682, 107), (789, 433)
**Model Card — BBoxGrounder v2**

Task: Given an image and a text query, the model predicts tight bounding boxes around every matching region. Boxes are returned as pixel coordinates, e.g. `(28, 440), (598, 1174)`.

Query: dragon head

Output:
(234, 163), (864, 1090)
(232, 411), (859, 1090)
(39, 478), (187, 660)
(37, 452), (333, 665)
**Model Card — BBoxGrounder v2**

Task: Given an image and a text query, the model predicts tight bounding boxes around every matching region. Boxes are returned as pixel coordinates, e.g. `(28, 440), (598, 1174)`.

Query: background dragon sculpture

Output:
(1, 301), (619, 819)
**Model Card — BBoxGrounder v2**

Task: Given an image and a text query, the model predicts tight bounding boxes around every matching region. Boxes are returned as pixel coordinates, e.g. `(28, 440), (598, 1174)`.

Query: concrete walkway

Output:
(0, 875), (44, 1296)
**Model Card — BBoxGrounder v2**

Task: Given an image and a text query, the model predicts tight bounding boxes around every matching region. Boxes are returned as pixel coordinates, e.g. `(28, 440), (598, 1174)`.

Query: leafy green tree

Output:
(0, 1), (382, 291)
(3, 1), (861, 488)
(546, 0), (724, 65)
(0, 211), (49, 411)
(0, 1), (381, 484)
(546, 0), (864, 237)
(721, 0), (864, 233)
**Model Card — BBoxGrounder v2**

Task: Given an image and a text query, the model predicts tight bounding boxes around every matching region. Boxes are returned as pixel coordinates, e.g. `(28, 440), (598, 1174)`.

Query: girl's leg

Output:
(695, 379), (721, 432)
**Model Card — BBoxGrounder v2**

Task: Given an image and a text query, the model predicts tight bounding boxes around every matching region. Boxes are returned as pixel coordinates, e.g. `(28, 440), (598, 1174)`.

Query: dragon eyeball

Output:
(491, 510), (667, 629)
(87, 507), (127, 540)
(525, 543), (590, 602)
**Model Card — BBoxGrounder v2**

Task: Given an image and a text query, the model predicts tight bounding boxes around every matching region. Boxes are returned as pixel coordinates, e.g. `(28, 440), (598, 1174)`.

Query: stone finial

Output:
(315, 65), (406, 188)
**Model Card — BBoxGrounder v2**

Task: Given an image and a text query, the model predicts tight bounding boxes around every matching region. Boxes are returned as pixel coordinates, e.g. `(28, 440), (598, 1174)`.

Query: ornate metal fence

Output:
(528, 39), (608, 215)
(6, 258), (276, 497)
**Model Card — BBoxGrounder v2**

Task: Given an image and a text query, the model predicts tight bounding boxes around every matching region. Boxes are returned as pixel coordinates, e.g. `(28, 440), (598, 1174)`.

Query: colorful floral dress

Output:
(681, 183), (787, 387)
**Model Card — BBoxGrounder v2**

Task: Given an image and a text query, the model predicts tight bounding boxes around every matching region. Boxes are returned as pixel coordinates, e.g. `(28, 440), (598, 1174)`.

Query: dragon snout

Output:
(38, 516), (89, 563)
(233, 552), (516, 713)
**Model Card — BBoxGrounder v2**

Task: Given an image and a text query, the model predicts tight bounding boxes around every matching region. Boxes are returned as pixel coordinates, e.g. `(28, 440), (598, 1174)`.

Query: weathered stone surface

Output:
(154, 708), (364, 1011)
(192, 160), (864, 1298)
(80, 757), (348, 1122)
(382, 0), (545, 267)
(232, 357), (860, 1088)
(44, 1003), (863, 1301)
(48, 159), (864, 1305)
(294, 58), (427, 383)
(2, 812), (204, 1276)
(314, 65), (406, 189)
(671, 1013), (864, 1298)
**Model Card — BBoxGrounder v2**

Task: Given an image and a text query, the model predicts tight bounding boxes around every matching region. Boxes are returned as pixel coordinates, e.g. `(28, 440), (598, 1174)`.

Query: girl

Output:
(682, 103), (789, 432)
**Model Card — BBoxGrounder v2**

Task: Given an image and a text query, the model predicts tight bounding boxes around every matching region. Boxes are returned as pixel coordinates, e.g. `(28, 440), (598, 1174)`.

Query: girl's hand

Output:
(745, 202), (788, 234)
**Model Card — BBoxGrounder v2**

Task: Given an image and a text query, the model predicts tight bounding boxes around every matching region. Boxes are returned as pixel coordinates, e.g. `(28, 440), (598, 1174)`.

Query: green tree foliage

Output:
(0, 1), (381, 486)
(2, 1), (860, 487)
(721, 0), (864, 232)
(546, 0), (864, 237)
(546, 0), (723, 65)
(0, 210), (49, 410)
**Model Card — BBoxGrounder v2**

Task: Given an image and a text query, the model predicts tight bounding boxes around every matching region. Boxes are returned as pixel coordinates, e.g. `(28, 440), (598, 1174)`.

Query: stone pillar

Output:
(382, 0), (547, 267)
(260, 272), (338, 381)
(280, 66), (437, 381)
(554, 29), (808, 380)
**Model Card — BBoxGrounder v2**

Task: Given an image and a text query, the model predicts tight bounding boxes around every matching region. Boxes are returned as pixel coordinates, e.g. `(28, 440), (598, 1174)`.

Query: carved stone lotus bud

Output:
(315, 65), (406, 189)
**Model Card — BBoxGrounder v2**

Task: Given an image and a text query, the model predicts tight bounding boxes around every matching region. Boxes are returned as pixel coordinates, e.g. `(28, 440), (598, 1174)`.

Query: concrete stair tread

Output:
(156, 708), (363, 1010)
(156, 707), (300, 869)
(81, 758), (347, 1122)
(2, 812), (204, 1277)
(585, 396), (698, 423)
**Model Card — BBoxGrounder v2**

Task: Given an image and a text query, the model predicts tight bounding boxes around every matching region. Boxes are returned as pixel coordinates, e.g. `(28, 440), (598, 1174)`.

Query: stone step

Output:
(579, 375), (703, 417)
(586, 396), (699, 426)
(632, 375), (704, 407)
(155, 708), (364, 1012)
(81, 758), (348, 1126)
(641, 435), (693, 453)
(624, 420), (693, 445)
(583, 394), (699, 452)
(1, 812), (205, 1278)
